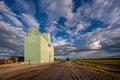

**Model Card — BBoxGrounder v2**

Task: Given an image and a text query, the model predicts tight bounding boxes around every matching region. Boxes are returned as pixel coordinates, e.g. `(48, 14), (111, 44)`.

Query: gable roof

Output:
(28, 26), (40, 34)
(26, 26), (50, 42)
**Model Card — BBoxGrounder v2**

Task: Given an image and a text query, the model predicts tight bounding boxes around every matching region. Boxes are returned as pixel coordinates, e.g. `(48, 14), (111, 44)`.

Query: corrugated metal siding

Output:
(24, 27), (54, 64)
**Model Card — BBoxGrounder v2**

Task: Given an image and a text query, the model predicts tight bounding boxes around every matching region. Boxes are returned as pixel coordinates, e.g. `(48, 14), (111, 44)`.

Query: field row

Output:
(73, 59), (120, 79)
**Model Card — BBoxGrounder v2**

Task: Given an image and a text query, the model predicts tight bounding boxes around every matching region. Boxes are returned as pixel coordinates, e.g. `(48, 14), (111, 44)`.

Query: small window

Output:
(48, 44), (50, 47)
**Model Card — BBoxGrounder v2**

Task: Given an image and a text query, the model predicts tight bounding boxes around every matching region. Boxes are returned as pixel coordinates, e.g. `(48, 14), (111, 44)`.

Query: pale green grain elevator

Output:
(24, 26), (54, 64)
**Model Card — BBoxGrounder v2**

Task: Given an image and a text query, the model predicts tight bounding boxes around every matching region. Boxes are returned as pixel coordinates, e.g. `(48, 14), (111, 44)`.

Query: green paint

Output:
(24, 26), (54, 64)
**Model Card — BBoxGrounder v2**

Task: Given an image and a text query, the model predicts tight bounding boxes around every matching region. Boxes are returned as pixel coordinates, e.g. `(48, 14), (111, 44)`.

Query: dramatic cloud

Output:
(0, 1), (23, 28)
(0, 0), (120, 59)
(0, 21), (25, 58)
(0, 1), (16, 16)
(89, 41), (101, 49)
(19, 13), (40, 29)
(40, 0), (73, 22)
(52, 39), (69, 46)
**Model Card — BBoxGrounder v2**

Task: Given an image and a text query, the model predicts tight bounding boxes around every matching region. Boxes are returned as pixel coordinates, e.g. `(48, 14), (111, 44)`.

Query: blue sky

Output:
(0, 0), (120, 59)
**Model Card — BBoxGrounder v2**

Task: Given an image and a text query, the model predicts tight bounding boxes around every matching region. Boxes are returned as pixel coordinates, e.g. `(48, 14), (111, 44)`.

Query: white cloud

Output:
(73, 23), (84, 35)
(78, 25), (120, 50)
(77, 0), (120, 25)
(64, 0), (120, 27)
(45, 24), (62, 33)
(0, 1), (16, 16)
(20, 13), (40, 29)
(0, 21), (25, 55)
(0, 53), (10, 56)
(40, 0), (120, 58)
(52, 39), (68, 46)
(89, 41), (101, 49)
(4, 14), (24, 28)
(40, 0), (73, 25)
(0, 1), (24, 28)
(15, 0), (36, 15)
(0, 1), (40, 29)
(33, 0), (120, 32)
(0, 0), (119, 58)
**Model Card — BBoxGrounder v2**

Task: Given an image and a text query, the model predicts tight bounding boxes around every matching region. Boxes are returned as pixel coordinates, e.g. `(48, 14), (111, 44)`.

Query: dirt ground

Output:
(0, 61), (117, 80)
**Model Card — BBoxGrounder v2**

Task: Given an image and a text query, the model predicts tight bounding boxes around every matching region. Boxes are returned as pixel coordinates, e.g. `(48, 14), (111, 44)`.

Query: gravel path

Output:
(0, 61), (117, 80)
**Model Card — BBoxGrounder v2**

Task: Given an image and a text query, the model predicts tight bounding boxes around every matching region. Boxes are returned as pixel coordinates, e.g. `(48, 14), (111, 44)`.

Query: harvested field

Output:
(73, 58), (120, 79)
(0, 61), (117, 80)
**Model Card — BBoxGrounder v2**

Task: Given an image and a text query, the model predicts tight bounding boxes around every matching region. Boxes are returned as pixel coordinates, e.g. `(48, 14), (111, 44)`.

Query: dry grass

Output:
(73, 58), (120, 79)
